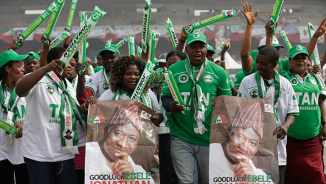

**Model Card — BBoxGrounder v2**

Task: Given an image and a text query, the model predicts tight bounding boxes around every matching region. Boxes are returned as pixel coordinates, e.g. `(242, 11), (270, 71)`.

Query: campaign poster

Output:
(209, 96), (278, 184)
(85, 100), (159, 184)
(13, 27), (34, 41)
(215, 25), (230, 48)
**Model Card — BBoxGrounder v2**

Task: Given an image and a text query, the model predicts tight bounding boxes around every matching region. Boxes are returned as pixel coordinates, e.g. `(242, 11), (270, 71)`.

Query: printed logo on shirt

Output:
(63, 129), (74, 140)
(264, 104), (273, 113)
(310, 77), (317, 85)
(89, 79), (93, 83)
(103, 83), (110, 90)
(179, 74), (189, 83)
(290, 78), (298, 85)
(203, 74), (213, 84)
(47, 85), (54, 95)
(250, 89), (258, 98)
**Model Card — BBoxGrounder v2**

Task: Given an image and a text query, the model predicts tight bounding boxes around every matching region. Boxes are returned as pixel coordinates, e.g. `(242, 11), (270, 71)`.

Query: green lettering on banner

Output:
(50, 104), (59, 118)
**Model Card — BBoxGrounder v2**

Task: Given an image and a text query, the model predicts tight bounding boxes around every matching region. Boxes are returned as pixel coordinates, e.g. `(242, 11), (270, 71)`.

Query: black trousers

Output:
(0, 159), (30, 184)
(159, 134), (178, 184)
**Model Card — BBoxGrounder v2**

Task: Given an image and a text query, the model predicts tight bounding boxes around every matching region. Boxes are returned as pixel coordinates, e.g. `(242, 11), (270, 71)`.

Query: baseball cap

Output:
(186, 31), (207, 45)
(24, 52), (40, 62)
(289, 44), (308, 59)
(0, 49), (28, 69)
(259, 36), (284, 48)
(98, 41), (120, 56)
(207, 44), (215, 53)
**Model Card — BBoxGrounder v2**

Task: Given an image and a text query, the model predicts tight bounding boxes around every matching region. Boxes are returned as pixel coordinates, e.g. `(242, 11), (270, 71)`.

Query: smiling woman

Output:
(98, 55), (163, 126)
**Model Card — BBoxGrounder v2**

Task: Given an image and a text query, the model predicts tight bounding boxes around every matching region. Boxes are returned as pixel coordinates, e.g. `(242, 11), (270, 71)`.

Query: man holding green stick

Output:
(161, 31), (231, 184)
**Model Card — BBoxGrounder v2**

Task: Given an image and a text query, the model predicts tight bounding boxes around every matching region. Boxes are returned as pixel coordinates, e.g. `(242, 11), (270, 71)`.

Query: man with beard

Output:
(78, 42), (120, 102)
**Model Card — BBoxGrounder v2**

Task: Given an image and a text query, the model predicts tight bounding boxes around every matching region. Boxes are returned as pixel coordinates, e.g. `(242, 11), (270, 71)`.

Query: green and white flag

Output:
(149, 31), (160, 63)
(79, 12), (88, 69)
(308, 23), (321, 72)
(184, 9), (236, 35)
(270, 0), (284, 31)
(60, 6), (106, 70)
(128, 36), (135, 56)
(279, 29), (292, 51)
(165, 70), (185, 114)
(44, 0), (66, 45)
(131, 61), (155, 102)
(214, 41), (225, 56)
(15, 1), (57, 48)
(140, 0), (152, 52)
(166, 18), (178, 49)
(116, 37), (128, 49)
(136, 45), (142, 57)
(66, 0), (78, 31)
(50, 31), (71, 50)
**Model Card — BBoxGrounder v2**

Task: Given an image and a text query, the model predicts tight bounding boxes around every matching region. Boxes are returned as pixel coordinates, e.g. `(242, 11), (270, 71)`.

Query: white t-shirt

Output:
(23, 75), (76, 162)
(238, 73), (299, 165)
(0, 85), (26, 165)
(209, 143), (272, 184)
(86, 69), (110, 98)
(98, 89), (162, 115)
(85, 142), (154, 184)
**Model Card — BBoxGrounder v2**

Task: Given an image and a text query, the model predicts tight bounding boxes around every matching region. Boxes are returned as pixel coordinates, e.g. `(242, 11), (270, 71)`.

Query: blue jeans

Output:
(24, 157), (78, 184)
(170, 136), (209, 184)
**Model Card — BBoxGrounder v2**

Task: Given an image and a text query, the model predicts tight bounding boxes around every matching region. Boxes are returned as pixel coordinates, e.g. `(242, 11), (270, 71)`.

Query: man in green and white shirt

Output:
(238, 46), (299, 184)
(161, 31), (231, 184)
(80, 42), (120, 102)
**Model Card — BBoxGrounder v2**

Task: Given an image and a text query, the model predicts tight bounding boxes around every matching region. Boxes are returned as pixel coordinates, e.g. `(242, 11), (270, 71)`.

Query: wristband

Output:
(220, 58), (225, 63)
(179, 39), (185, 43)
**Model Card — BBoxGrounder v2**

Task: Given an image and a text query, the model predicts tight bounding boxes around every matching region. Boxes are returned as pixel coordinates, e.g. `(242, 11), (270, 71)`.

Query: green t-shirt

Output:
(161, 60), (232, 146)
(234, 70), (245, 88)
(285, 72), (326, 140)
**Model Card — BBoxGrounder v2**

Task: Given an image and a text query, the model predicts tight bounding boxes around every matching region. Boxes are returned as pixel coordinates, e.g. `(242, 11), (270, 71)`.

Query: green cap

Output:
(0, 49), (28, 69)
(289, 44), (308, 59)
(98, 41), (120, 56)
(207, 44), (215, 53)
(186, 31), (207, 45)
(24, 52), (40, 62)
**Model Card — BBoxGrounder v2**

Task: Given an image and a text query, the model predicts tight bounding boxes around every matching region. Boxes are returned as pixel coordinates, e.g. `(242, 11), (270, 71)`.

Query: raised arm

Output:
(16, 60), (63, 97)
(39, 36), (51, 67)
(240, 3), (259, 72)
(305, 17), (326, 56)
(220, 44), (230, 70)
(176, 25), (191, 51)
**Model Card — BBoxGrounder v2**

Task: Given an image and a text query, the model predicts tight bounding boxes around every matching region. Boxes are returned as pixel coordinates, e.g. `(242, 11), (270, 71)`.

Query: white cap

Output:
(158, 59), (166, 63)
(259, 36), (284, 48)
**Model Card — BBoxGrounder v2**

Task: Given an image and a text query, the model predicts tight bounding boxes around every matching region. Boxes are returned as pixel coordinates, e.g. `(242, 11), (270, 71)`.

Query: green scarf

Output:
(0, 82), (20, 144)
(46, 72), (87, 154)
(255, 70), (281, 125)
(185, 57), (208, 135)
(112, 88), (152, 109)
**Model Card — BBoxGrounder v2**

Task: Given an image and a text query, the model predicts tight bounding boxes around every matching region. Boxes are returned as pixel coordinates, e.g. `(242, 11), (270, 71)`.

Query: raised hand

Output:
(241, 3), (259, 26)
(314, 17), (326, 38)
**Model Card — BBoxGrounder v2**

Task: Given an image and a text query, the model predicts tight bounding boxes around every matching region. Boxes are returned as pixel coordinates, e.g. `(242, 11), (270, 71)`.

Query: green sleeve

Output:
(217, 70), (232, 96)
